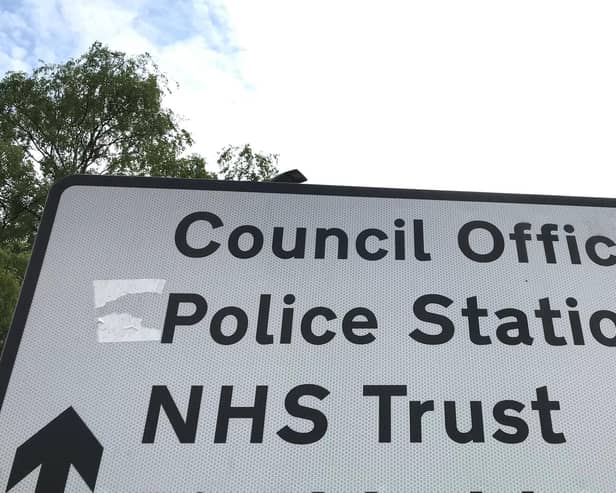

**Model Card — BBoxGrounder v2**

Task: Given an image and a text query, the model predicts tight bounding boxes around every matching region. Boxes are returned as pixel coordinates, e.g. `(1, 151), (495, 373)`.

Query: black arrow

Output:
(6, 407), (103, 493)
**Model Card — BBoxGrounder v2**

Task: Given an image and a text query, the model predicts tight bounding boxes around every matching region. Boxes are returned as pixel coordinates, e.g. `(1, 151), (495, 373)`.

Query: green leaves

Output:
(0, 42), (281, 350)
(0, 42), (193, 180)
(218, 144), (279, 181)
(0, 139), (44, 248)
(0, 247), (28, 350)
(149, 154), (217, 180)
(0, 42), (205, 347)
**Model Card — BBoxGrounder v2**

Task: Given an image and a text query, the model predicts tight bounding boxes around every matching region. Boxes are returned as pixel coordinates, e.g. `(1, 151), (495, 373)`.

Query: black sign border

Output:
(2, 174), (616, 411)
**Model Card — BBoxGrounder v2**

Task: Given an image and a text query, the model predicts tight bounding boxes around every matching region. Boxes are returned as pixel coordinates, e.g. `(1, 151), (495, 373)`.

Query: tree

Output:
(0, 42), (217, 244)
(0, 138), (43, 249)
(218, 144), (279, 181)
(0, 247), (28, 349)
(0, 42), (278, 351)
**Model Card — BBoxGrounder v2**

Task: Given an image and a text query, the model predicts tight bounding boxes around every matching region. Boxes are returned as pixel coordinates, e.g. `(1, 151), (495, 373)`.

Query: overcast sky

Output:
(1, 1), (615, 197)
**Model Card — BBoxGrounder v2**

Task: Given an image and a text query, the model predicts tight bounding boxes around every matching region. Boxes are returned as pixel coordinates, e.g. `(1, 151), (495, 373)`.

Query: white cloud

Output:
(208, 0), (616, 196)
(2, 0), (616, 196)
(60, 0), (147, 54)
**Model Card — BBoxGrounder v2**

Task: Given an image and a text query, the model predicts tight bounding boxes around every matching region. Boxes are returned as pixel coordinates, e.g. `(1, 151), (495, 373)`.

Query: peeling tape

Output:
(93, 279), (166, 308)
(96, 313), (161, 343)
(93, 279), (166, 343)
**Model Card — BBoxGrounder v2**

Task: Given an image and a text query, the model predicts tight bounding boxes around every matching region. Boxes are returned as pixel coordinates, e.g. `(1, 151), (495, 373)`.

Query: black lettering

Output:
(410, 294), (454, 345)
(408, 400), (434, 443)
(210, 306), (249, 345)
(215, 386), (268, 443)
(586, 235), (616, 266)
(458, 221), (504, 263)
(413, 219), (431, 261)
(301, 307), (337, 345)
(509, 222), (532, 263)
(492, 400), (528, 444)
(272, 227), (307, 259)
(277, 384), (330, 444)
(534, 298), (565, 346)
(589, 310), (616, 346)
(162, 293), (208, 344)
(228, 225), (264, 259)
(255, 294), (273, 345)
(537, 224), (559, 264)
(356, 229), (388, 261)
(363, 385), (407, 443)
(444, 401), (485, 443)
(564, 225), (581, 264)
(142, 385), (203, 443)
(495, 308), (533, 345)
(280, 294), (295, 344)
(394, 219), (405, 260)
(462, 296), (491, 345)
(566, 297), (585, 345)
(175, 212), (222, 258)
(315, 228), (348, 259)
(531, 386), (566, 444)
(342, 307), (377, 344)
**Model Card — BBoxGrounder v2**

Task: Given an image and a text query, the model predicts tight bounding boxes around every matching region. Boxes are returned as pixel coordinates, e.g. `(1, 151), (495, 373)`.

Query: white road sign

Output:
(2, 176), (616, 492)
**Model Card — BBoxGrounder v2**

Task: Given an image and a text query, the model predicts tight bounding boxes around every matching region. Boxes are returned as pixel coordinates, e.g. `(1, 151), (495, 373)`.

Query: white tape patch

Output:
(93, 279), (166, 308)
(93, 279), (166, 342)
(96, 313), (162, 343)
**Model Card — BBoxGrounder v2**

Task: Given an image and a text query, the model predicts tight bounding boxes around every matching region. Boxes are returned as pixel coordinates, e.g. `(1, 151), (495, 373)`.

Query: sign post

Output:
(2, 175), (616, 491)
